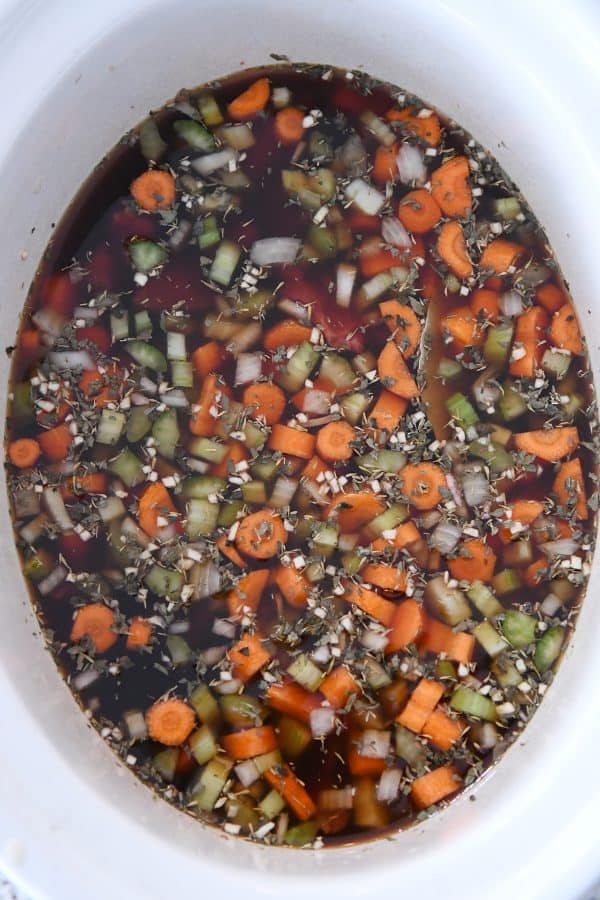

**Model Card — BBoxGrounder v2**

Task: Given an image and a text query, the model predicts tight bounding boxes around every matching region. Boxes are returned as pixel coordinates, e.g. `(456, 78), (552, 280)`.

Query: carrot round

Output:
(222, 725), (279, 760)
(37, 423), (73, 462)
(379, 300), (422, 358)
(315, 420), (356, 463)
(8, 438), (41, 468)
(372, 144), (398, 183)
(397, 189), (441, 234)
(190, 373), (226, 437)
(347, 742), (386, 777)
(411, 764), (460, 809)
(437, 221), (473, 279)
(216, 533), (247, 569)
(430, 155), (471, 217)
(549, 305), (584, 354)
(385, 107), (442, 147)
(70, 603), (117, 653)
(263, 320), (312, 351)
(228, 77), (270, 120)
(553, 457), (588, 519)
(385, 599), (424, 654)
(274, 564), (311, 608)
(138, 482), (177, 538)
(479, 238), (522, 274)
(130, 169), (176, 211)
(226, 569), (270, 617)
(146, 698), (196, 746)
(126, 617), (153, 650)
(377, 341), (420, 399)
(235, 510), (287, 559)
(400, 462), (447, 510)
(514, 427), (579, 462)
(499, 499), (544, 543)
(243, 382), (286, 425)
(325, 491), (385, 532)
(470, 287), (499, 323)
(79, 366), (119, 409)
(268, 423), (315, 459)
(274, 106), (305, 144)
(448, 538), (497, 583)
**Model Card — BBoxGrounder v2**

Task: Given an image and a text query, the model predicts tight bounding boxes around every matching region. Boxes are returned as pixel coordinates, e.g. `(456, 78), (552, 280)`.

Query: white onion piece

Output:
(212, 618), (236, 639)
(55, 460), (77, 476)
(310, 706), (336, 738)
(32, 307), (67, 339)
(359, 729), (391, 759)
(73, 305), (100, 321)
(472, 374), (501, 410)
(499, 290), (524, 317)
(339, 134), (367, 175)
(272, 86), (292, 109)
(471, 722), (499, 750)
(268, 476), (298, 510)
(131, 392), (151, 406)
(360, 110), (396, 147)
(277, 299), (310, 321)
(445, 473), (465, 509)
(168, 620), (190, 635)
(191, 147), (237, 175)
(302, 389), (331, 416)
(191, 560), (221, 599)
(396, 143), (427, 186)
(120, 516), (151, 548)
(139, 376), (158, 395)
(540, 539), (580, 558)
(215, 676), (243, 695)
(311, 644), (331, 665)
(49, 350), (96, 372)
(199, 645), (227, 667)
(376, 768), (401, 803)
(72, 668), (101, 692)
(431, 520), (462, 555)
(540, 593), (562, 616)
(338, 533), (359, 552)
(381, 216), (412, 250)
(168, 218), (193, 251)
(360, 629), (389, 652)
(161, 390), (189, 408)
(298, 477), (327, 507)
(123, 709), (148, 741)
(344, 178), (385, 216)
(318, 786), (355, 811)
(13, 489), (41, 520)
(97, 496), (126, 524)
(336, 263), (357, 308)
(304, 414), (335, 428)
(234, 759), (260, 787)
(43, 486), (73, 532)
(20, 514), (48, 545)
(461, 469), (490, 507)
(250, 237), (301, 266)
(419, 510), (441, 529)
(234, 352), (263, 386)
(38, 565), (67, 596)
(217, 123), (255, 150)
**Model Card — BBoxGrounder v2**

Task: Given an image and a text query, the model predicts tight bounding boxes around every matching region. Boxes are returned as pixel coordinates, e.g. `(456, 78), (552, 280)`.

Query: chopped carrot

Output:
(41, 272), (76, 315)
(190, 373), (226, 437)
(514, 427), (579, 462)
(61, 471), (109, 501)
(146, 698), (196, 746)
(210, 440), (248, 478)
(479, 238), (522, 274)
(274, 564), (311, 608)
(325, 491), (385, 533)
(268, 423), (315, 459)
(126, 617), (153, 650)
(371, 521), (421, 553)
(397, 189), (441, 234)
(317, 809), (351, 835)
(372, 143), (398, 183)
(37, 423), (73, 462)
(235, 510), (286, 559)
(385, 599), (424, 654)
(385, 107), (441, 147)
(553, 457), (587, 519)
(430, 155), (471, 217)
(422, 708), (465, 751)
(130, 169), (176, 211)
(437, 221), (473, 279)
(315, 420), (356, 463)
(243, 382), (286, 425)
(320, 666), (360, 709)
(266, 681), (322, 724)
(216, 533), (247, 569)
(549, 305), (584, 354)
(499, 499), (544, 543)
(228, 77), (270, 120)
(226, 569), (270, 617)
(536, 283), (566, 314)
(346, 209), (382, 234)
(8, 438), (41, 468)
(368, 390), (408, 435)
(79, 366), (119, 409)
(20, 328), (43, 357)
(344, 581), (396, 626)
(302, 454), (331, 482)
(274, 106), (305, 144)
(440, 305), (483, 350)
(228, 633), (271, 682)
(379, 300), (422, 358)
(222, 725), (279, 760)
(347, 740), (387, 777)
(509, 306), (549, 378)
(70, 603), (117, 653)
(264, 762), (317, 821)
(411, 764), (460, 809)
(418, 615), (475, 664)
(138, 482), (177, 538)
(470, 287), (499, 323)
(76, 324), (110, 354)
(191, 341), (226, 378)
(397, 678), (445, 733)
(358, 236), (399, 277)
(377, 341), (420, 399)
(523, 557), (548, 587)
(361, 562), (407, 593)
(448, 538), (497, 583)
(400, 462), (447, 510)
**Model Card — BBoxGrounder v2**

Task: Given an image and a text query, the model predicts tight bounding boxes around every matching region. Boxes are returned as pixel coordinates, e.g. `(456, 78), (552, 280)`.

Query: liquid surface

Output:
(5, 63), (598, 848)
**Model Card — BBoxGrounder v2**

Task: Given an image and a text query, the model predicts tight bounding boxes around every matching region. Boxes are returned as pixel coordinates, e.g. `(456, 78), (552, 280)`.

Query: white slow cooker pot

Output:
(0, 1), (599, 897)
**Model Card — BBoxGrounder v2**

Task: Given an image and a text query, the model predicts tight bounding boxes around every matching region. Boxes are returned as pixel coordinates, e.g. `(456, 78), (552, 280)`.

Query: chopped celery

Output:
(305, 560), (325, 582)
(171, 360), (194, 388)
(424, 576), (470, 626)
(357, 449), (407, 475)
(340, 550), (364, 577)
(241, 480), (268, 505)
(253, 749), (283, 775)
(190, 683), (221, 728)
(394, 725), (426, 772)
(227, 795), (259, 830)
(447, 392), (479, 430)
(189, 725), (219, 765)
(492, 568), (522, 596)
(490, 423), (512, 446)
(152, 409), (180, 459)
(561, 393), (583, 419)
(287, 654), (324, 691)
(186, 498), (219, 537)
(166, 331), (186, 361)
(220, 694), (265, 727)
(437, 358), (462, 381)
(217, 499), (244, 527)
(23, 553), (51, 583)
(466, 581), (504, 618)
(242, 420), (268, 450)
(126, 406), (151, 443)
(180, 475), (226, 500)
(134, 310), (152, 338)
(499, 382), (527, 421)
(190, 756), (233, 812)
(258, 789), (286, 820)
(110, 310), (129, 342)
(364, 503), (409, 539)
(128, 238), (168, 273)
(550, 578), (577, 603)
(173, 118), (216, 151)
(153, 747), (178, 781)
(363, 657), (392, 690)
(484, 322), (514, 365)
(284, 821), (318, 847)
(451, 686), (498, 721)
(311, 524), (338, 557)
(493, 196), (522, 221)
(320, 352), (356, 391)
(197, 93), (223, 126)
(187, 436), (228, 463)
(503, 540), (533, 568)
(139, 119), (167, 162)
(144, 564), (184, 597)
(305, 224), (336, 259)
(468, 439), (513, 475)
(209, 240), (241, 286)
(307, 168), (337, 201)
(436, 659), (457, 681)
(541, 347), (571, 380)
(278, 715), (312, 759)
(167, 634), (192, 666)
(95, 409), (126, 445)
(10, 382), (35, 423)
(198, 214), (220, 249)
(473, 620), (508, 658)
(501, 609), (537, 648)
(126, 340), (167, 372)
(234, 289), (274, 321)
(108, 447), (145, 487)
(282, 169), (309, 194)
(276, 341), (320, 393)
(491, 654), (522, 688)
(340, 391), (371, 425)
(533, 625), (565, 672)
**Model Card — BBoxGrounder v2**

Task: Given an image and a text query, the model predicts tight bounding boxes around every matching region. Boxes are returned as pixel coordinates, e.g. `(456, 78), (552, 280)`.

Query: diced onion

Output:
(32, 307), (67, 339)
(161, 390), (190, 408)
(38, 565), (67, 596)
(234, 759), (260, 787)
(120, 516), (151, 548)
(540, 593), (562, 616)
(277, 299), (310, 322)
(215, 676), (243, 695)
(13, 489), (41, 520)
(310, 706), (336, 738)
(20, 514), (48, 545)
(43, 486), (73, 532)
(250, 237), (301, 266)
(191, 148), (237, 175)
(344, 178), (385, 216)
(191, 560), (221, 599)
(396, 143), (427, 186)
(431, 520), (462, 555)
(198, 645), (227, 667)
(212, 618), (236, 639)
(168, 219), (193, 251)
(338, 134), (367, 175)
(360, 629), (389, 652)
(470, 722), (499, 750)
(72, 668), (100, 692)
(338, 533), (359, 551)
(49, 350), (96, 372)
(217, 123), (256, 150)
(73, 305), (100, 321)
(234, 352), (263, 386)
(499, 290), (525, 317)
(336, 263), (357, 308)
(302, 389), (331, 416)
(376, 768), (401, 803)
(461, 469), (490, 507)
(540, 539), (580, 558)
(123, 709), (148, 741)
(381, 216), (412, 249)
(268, 476), (298, 509)
(227, 322), (262, 357)
(472, 372), (501, 410)
(318, 786), (354, 811)
(311, 645), (331, 665)
(358, 729), (391, 758)
(168, 620), (190, 635)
